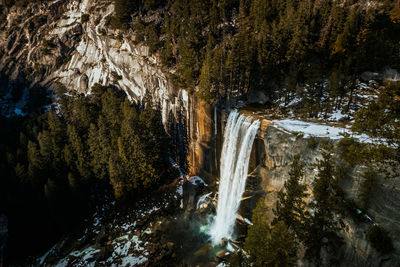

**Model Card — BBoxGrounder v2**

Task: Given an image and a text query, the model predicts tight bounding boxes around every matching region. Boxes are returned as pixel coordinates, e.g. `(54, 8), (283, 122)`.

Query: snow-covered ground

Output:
(275, 79), (379, 123)
(188, 176), (208, 186)
(272, 119), (382, 144)
(256, 78), (390, 145)
(37, 184), (182, 266)
(39, 213), (153, 267)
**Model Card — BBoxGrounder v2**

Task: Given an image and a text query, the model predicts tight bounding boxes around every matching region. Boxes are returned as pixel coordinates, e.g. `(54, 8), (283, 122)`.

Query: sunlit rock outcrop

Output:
(0, 0), (188, 125)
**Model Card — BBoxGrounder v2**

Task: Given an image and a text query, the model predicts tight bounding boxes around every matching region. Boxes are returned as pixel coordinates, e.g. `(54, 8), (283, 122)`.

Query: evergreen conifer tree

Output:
(273, 154), (308, 240)
(304, 152), (341, 264)
(243, 199), (298, 267)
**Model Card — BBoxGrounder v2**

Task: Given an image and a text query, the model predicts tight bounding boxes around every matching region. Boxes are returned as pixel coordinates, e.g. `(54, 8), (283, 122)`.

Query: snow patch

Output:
(272, 119), (381, 144)
(188, 176), (208, 186)
(39, 244), (56, 264)
(14, 108), (25, 116)
(55, 258), (69, 267)
(326, 109), (348, 122)
(120, 255), (148, 266)
(82, 248), (101, 261)
(176, 186), (183, 196)
(244, 218), (253, 225)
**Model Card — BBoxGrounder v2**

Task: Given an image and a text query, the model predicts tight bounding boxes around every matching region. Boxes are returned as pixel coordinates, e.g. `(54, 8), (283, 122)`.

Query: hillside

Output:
(0, 0), (400, 266)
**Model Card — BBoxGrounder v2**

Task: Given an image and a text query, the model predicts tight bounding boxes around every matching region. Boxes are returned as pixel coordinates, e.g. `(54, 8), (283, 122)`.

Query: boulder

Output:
(247, 89), (269, 105)
(95, 226), (108, 245)
(384, 68), (400, 81)
(200, 203), (208, 209)
(220, 237), (228, 247)
(93, 246), (112, 261)
(215, 249), (230, 262)
(194, 243), (213, 257)
(166, 242), (174, 250)
(360, 71), (383, 82)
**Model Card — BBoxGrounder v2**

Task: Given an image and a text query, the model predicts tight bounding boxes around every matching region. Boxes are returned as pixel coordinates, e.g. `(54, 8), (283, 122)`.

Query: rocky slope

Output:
(0, 0), (221, 180)
(0, 0), (188, 124)
(241, 115), (400, 266)
(34, 184), (184, 266)
(2, 1), (400, 266)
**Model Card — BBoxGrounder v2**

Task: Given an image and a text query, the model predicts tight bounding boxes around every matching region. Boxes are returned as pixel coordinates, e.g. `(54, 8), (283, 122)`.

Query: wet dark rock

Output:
(194, 243), (213, 257)
(93, 246), (112, 261)
(134, 230), (141, 237)
(167, 242), (174, 250)
(220, 237), (228, 247)
(155, 254), (164, 262)
(360, 71), (383, 82)
(149, 245), (157, 255)
(215, 249), (230, 262)
(247, 89), (270, 105)
(183, 181), (197, 216)
(95, 226), (108, 245)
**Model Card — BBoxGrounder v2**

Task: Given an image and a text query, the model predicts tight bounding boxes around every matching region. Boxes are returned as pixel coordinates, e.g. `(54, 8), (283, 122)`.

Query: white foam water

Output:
(209, 110), (260, 245)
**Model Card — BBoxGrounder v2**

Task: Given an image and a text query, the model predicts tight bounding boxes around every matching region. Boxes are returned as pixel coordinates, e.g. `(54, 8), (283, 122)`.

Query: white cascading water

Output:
(209, 109), (260, 245)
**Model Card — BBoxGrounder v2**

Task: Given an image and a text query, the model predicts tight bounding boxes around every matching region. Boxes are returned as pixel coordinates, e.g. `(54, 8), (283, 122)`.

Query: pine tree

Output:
(46, 112), (65, 156)
(67, 125), (90, 179)
(161, 34), (174, 66)
(267, 221), (298, 267)
(358, 168), (376, 210)
(353, 81), (400, 152)
(88, 123), (107, 178)
(304, 152), (341, 264)
(332, 8), (360, 56)
(27, 140), (41, 179)
(14, 162), (27, 181)
(109, 153), (127, 199)
(67, 172), (78, 191)
(38, 130), (53, 166)
(177, 36), (196, 88)
(101, 88), (122, 143)
(244, 199), (298, 267)
(209, 0), (219, 38)
(114, 0), (136, 28)
(199, 50), (212, 101)
(244, 199), (272, 266)
(273, 154), (308, 240)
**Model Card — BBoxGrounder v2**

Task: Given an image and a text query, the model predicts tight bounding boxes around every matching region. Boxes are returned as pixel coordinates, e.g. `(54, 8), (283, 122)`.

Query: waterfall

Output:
(209, 110), (260, 245)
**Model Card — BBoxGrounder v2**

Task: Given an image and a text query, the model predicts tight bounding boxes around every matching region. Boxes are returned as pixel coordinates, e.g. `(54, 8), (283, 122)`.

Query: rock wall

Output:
(0, 0), (225, 179)
(187, 99), (225, 181)
(2, 1), (400, 265)
(0, 0), (187, 124)
(243, 117), (400, 266)
(0, 0), (212, 175)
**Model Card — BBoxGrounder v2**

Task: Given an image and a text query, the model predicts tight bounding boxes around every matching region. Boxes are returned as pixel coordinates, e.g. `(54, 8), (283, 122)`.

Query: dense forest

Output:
(230, 152), (393, 266)
(109, 0), (400, 107)
(108, 0), (400, 159)
(0, 0), (399, 265)
(0, 83), (177, 260)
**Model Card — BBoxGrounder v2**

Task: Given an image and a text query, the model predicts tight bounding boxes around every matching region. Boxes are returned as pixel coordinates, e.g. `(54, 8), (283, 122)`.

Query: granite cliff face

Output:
(240, 117), (400, 266)
(190, 109), (400, 266)
(0, 0), (222, 179)
(0, 0), (188, 125)
(1, 1), (400, 266)
(0, 0), (216, 177)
